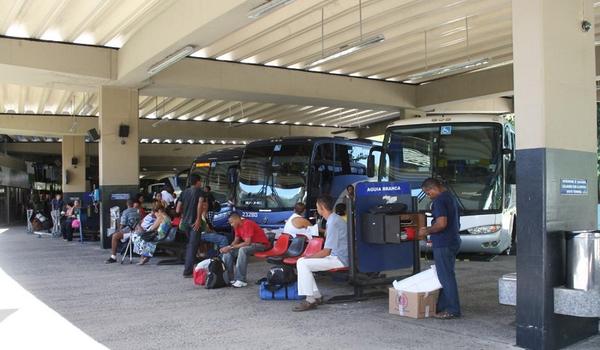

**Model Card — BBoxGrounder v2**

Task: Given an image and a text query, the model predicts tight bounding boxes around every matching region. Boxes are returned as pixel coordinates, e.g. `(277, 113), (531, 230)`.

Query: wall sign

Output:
(110, 193), (130, 200)
(560, 179), (588, 196)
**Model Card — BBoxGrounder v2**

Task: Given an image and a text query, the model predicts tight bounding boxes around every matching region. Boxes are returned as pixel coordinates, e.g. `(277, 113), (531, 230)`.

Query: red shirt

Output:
(235, 219), (270, 247)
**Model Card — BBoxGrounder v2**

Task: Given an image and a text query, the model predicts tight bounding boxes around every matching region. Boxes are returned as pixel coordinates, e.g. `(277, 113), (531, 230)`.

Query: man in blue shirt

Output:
(418, 178), (461, 319)
(293, 195), (348, 312)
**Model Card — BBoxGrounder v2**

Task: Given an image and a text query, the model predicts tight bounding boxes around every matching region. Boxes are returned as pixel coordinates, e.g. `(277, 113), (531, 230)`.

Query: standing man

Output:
(418, 178), (461, 319)
(178, 175), (206, 278)
(50, 193), (64, 236)
(293, 195), (348, 312)
(220, 213), (270, 288)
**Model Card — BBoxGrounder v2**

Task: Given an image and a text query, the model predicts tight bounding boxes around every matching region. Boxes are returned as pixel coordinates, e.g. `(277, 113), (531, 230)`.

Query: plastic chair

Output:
(283, 237), (324, 265)
(254, 234), (291, 259)
(266, 234), (307, 264)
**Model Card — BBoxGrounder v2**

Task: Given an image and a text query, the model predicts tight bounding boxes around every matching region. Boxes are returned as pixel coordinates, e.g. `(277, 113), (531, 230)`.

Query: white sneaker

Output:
(231, 280), (248, 288)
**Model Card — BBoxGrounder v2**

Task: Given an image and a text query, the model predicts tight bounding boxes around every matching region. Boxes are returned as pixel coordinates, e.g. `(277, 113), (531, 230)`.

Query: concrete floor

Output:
(0, 227), (599, 350)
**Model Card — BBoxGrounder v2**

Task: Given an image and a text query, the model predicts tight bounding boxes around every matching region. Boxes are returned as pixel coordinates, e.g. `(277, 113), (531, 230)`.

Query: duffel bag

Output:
(259, 281), (302, 300)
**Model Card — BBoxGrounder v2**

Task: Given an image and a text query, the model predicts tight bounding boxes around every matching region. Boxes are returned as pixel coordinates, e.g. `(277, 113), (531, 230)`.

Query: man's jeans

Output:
(222, 243), (267, 283)
(183, 227), (229, 275)
(433, 242), (462, 316)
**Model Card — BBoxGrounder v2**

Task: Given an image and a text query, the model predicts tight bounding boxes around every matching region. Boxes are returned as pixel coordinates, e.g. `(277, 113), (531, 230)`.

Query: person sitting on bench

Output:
(105, 199), (141, 264)
(197, 201), (229, 251)
(293, 195), (348, 312)
(220, 212), (271, 288)
(282, 203), (313, 237)
(284, 202), (320, 237)
(133, 202), (171, 265)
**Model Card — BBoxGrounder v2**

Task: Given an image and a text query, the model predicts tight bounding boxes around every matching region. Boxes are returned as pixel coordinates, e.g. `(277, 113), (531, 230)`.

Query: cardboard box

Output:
(388, 288), (439, 319)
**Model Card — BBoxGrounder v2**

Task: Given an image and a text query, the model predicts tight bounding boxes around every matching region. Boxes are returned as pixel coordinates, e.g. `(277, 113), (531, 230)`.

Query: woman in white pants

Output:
(293, 195), (348, 312)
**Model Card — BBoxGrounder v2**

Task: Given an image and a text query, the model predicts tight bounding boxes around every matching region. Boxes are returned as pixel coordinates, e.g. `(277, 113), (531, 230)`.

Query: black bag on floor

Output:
(267, 265), (297, 285)
(205, 257), (227, 289)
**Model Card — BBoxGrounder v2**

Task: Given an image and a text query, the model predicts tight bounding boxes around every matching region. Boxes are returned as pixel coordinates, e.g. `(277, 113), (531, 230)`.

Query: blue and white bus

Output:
(235, 137), (378, 229)
(188, 147), (243, 231)
(370, 114), (516, 255)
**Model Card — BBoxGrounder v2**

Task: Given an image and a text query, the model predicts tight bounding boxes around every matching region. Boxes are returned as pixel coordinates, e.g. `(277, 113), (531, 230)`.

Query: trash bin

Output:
(566, 230), (600, 291)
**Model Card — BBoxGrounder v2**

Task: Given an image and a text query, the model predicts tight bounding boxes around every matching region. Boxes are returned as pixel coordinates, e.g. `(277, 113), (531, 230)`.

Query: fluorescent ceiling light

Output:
(177, 115), (189, 120)
(105, 35), (124, 48)
(305, 34), (385, 68)
(6, 23), (28, 38)
(248, 0), (294, 19)
(404, 58), (490, 83)
(140, 138), (149, 143)
(41, 29), (62, 42)
(208, 116), (220, 122)
(148, 45), (196, 76)
(74, 32), (95, 45)
(187, 139), (194, 144)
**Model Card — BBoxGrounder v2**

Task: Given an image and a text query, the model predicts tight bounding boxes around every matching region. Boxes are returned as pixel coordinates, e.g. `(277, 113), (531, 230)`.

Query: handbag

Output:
(141, 230), (158, 241)
(71, 219), (81, 229)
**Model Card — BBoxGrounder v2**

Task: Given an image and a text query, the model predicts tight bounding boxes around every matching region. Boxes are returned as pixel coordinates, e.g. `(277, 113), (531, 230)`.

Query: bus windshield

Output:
(208, 160), (238, 204)
(236, 143), (312, 210)
(383, 124), (503, 213)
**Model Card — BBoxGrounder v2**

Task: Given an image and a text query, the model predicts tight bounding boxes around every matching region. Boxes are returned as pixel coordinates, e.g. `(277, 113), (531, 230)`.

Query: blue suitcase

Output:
(259, 281), (302, 300)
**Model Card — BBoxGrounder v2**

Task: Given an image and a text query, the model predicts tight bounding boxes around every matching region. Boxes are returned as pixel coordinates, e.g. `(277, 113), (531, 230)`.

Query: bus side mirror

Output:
(502, 148), (514, 160)
(367, 155), (375, 178)
(507, 160), (516, 184)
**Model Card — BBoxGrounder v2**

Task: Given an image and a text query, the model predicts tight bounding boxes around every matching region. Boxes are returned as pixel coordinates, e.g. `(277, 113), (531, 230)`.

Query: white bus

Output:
(370, 114), (516, 255)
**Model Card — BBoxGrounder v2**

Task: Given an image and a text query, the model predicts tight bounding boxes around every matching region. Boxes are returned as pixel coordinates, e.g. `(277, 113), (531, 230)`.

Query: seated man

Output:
(105, 199), (141, 264)
(220, 213), (271, 288)
(293, 195), (348, 312)
(198, 201), (229, 249)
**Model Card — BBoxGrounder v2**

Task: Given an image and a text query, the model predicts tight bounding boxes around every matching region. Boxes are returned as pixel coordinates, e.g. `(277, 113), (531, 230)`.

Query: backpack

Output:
(266, 265), (297, 286)
(205, 257), (227, 289)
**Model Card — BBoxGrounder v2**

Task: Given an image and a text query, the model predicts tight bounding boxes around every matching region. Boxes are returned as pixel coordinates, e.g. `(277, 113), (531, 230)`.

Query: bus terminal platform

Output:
(0, 226), (598, 350)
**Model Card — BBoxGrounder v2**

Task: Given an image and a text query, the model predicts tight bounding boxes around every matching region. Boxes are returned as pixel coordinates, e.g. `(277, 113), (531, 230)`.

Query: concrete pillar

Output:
(98, 86), (139, 248)
(513, 0), (599, 348)
(61, 135), (86, 201)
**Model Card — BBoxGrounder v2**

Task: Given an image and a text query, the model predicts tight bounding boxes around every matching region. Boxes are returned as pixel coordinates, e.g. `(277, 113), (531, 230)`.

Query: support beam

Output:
(98, 86), (139, 248)
(0, 114), (355, 140)
(145, 58), (416, 111)
(416, 64), (513, 109)
(117, 0), (257, 85)
(513, 0), (599, 349)
(0, 114), (96, 136)
(0, 38), (117, 87)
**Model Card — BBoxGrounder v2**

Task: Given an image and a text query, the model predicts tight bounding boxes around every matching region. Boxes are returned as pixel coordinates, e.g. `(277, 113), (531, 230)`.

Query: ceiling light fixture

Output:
(248, 0), (294, 19)
(305, 34), (385, 69)
(403, 58), (489, 83)
(147, 45), (196, 76)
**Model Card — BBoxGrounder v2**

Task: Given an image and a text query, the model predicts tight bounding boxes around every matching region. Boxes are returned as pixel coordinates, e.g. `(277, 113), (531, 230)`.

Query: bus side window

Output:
(334, 144), (351, 175)
(313, 143), (334, 195)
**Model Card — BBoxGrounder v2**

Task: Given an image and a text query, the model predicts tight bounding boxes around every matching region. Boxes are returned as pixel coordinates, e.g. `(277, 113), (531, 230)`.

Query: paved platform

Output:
(0, 226), (598, 349)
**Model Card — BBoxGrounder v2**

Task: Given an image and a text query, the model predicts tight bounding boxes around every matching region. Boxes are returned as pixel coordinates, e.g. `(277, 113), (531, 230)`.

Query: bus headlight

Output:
(467, 225), (502, 235)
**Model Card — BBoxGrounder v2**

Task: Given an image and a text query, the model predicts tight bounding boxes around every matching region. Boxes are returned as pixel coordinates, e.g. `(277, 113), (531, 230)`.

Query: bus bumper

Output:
(419, 229), (511, 255)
